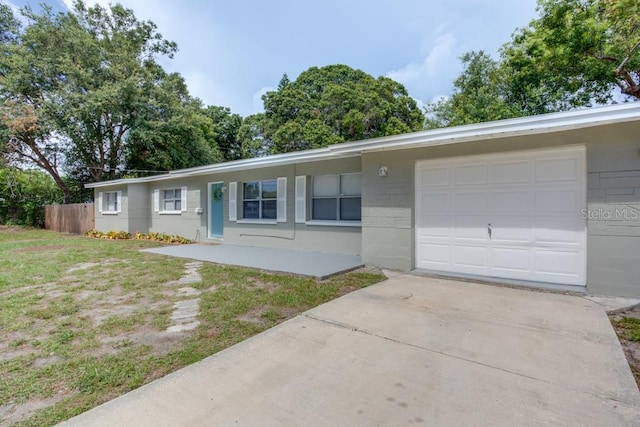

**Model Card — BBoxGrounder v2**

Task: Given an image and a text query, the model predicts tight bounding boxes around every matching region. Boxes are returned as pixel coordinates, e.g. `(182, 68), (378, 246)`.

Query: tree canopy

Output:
(242, 65), (424, 154)
(0, 1), (222, 202)
(426, 0), (640, 129)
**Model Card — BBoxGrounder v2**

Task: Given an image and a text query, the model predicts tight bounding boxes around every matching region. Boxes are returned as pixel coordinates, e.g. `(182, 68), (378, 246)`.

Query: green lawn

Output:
(0, 227), (385, 426)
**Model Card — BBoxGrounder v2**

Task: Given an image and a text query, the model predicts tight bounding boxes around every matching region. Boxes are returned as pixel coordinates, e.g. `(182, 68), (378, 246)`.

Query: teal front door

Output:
(210, 182), (224, 238)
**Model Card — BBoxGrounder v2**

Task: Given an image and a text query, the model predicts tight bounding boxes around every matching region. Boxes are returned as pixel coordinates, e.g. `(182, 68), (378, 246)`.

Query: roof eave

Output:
(85, 103), (640, 189)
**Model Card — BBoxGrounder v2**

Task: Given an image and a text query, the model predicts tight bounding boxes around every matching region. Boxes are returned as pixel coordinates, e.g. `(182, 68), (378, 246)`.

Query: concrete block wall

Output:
(585, 124), (640, 297)
(362, 152), (414, 270)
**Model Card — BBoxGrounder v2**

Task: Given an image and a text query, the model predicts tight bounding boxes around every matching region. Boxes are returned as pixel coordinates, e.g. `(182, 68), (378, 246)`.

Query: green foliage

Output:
(425, 51), (521, 129)
(613, 316), (640, 341)
(246, 65), (424, 154)
(427, 0), (640, 129)
(203, 105), (243, 161)
(0, 167), (62, 227)
(0, 1), (222, 197)
(125, 74), (223, 174)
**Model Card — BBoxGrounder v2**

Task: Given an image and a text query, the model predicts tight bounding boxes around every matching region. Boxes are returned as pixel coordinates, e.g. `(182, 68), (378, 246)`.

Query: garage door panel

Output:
(491, 160), (531, 184)
(416, 146), (586, 287)
(536, 157), (580, 183)
(489, 216), (532, 243)
(420, 215), (450, 237)
(454, 164), (487, 185)
(534, 250), (581, 277)
(419, 243), (450, 265)
(535, 190), (578, 213)
(453, 216), (488, 241)
(492, 190), (532, 213)
(454, 245), (488, 268)
(454, 192), (487, 213)
(420, 192), (450, 214)
(490, 247), (532, 272)
(420, 167), (449, 187)
(534, 217), (582, 245)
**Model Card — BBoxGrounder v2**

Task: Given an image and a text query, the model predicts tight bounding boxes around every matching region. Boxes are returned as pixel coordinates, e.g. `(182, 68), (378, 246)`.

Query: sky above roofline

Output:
(6, 0), (539, 117)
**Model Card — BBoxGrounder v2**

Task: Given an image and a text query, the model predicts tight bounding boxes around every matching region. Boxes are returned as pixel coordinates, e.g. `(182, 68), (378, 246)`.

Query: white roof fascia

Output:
(85, 103), (640, 189)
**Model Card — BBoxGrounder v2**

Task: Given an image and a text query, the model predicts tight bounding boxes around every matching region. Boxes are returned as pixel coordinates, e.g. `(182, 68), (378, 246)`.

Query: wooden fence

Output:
(45, 203), (95, 235)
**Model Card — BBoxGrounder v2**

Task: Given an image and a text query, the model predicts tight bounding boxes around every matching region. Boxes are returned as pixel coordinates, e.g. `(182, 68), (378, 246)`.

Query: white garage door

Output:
(415, 146), (586, 286)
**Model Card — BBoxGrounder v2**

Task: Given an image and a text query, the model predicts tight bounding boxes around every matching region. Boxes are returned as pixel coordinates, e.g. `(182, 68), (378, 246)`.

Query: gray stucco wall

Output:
(148, 179), (207, 241)
(362, 121), (640, 297)
(127, 183), (150, 233)
(143, 157), (362, 255)
(94, 185), (129, 232)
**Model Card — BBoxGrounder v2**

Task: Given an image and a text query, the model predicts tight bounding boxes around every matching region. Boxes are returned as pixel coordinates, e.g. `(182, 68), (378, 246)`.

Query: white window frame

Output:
(308, 172), (362, 225)
(241, 179), (277, 222)
(235, 177), (287, 224)
(154, 186), (187, 214)
(98, 191), (121, 215)
(163, 188), (182, 212)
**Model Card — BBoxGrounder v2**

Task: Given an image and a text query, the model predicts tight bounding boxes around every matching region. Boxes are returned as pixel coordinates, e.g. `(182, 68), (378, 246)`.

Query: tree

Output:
(124, 73), (221, 174)
(203, 105), (243, 161)
(255, 64), (424, 154)
(424, 51), (519, 129)
(426, 0), (640, 129)
(236, 114), (269, 159)
(502, 0), (640, 107)
(0, 1), (188, 201)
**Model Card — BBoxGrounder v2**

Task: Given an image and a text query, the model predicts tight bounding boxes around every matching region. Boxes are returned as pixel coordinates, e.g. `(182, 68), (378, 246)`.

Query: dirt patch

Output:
(610, 306), (640, 389)
(238, 305), (299, 325)
(98, 326), (187, 356)
(0, 348), (32, 362)
(245, 279), (278, 292)
(0, 395), (69, 426)
(31, 355), (63, 368)
(14, 244), (66, 253)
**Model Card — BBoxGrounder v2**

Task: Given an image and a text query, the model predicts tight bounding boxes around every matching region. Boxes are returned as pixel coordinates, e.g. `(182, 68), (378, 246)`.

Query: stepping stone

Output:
(176, 287), (201, 297)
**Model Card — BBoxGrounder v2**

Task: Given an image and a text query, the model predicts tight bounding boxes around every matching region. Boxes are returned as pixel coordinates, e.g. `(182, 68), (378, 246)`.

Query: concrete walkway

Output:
(60, 275), (640, 426)
(142, 244), (362, 279)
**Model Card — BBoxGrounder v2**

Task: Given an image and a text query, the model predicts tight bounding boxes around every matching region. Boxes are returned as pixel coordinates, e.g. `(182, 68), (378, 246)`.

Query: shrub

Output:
(0, 168), (62, 227)
(86, 230), (191, 244)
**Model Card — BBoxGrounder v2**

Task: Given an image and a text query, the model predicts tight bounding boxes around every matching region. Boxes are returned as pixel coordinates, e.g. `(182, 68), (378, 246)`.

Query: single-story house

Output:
(87, 103), (640, 298)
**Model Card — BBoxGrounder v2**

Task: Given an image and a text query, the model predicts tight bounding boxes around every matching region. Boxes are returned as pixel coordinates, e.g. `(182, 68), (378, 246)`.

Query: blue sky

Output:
(6, 0), (540, 116)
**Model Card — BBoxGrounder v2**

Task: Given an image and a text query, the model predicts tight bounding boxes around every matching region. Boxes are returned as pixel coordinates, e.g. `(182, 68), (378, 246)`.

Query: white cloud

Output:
(387, 32), (458, 104)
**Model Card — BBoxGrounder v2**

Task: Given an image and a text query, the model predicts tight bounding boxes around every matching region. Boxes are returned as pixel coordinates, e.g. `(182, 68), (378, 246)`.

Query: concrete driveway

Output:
(61, 274), (640, 426)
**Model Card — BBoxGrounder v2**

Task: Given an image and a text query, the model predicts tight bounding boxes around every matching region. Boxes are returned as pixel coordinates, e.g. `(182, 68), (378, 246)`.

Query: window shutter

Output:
(153, 189), (159, 212)
(228, 182), (237, 221)
(181, 186), (187, 212)
(295, 176), (306, 223)
(98, 192), (103, 214)
(116, 191), (122, 213)
(277, 177), (287, 223)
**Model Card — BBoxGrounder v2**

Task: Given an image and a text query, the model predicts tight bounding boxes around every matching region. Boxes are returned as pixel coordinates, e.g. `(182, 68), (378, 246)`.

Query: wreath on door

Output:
(212, 186), (224, 201)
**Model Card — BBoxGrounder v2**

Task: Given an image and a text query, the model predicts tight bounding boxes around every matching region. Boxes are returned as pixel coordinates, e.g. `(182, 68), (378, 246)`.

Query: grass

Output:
(612, 316), (640, 342)
(0, 226), (385, 426)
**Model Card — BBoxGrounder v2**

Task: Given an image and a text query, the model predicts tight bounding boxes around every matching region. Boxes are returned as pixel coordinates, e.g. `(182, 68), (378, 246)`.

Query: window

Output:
(312, 173), (361, 221)
(153, 186), (187, 214)
(98, 191), (121, 214)
(104, 191), (118, 212)
(243, 180), (277, 219)
(163, 189), (182, 211)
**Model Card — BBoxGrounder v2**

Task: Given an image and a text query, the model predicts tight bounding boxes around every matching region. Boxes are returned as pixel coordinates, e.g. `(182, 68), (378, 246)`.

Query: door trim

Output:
(207, 181), (225, 239)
